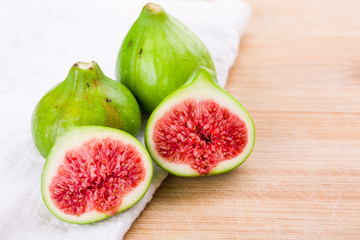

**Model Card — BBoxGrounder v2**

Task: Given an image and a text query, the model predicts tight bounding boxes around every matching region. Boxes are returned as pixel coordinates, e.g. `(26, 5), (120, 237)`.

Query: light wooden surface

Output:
(125, 0), (360, 239)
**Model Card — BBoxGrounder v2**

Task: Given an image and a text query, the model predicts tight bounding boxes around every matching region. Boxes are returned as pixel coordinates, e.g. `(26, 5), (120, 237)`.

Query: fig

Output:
(42, 125), (153, 224)
(32, 61), (141, 158)
(116, 3), (215, 113)
(145, 67), (255, 177)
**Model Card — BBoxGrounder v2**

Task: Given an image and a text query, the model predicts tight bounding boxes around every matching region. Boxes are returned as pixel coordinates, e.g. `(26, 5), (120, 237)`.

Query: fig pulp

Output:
(32, 61), (141, 158)
(145, 67), (255, 177)
(116, 3), (215, 113)
(42, 126), (153, 224)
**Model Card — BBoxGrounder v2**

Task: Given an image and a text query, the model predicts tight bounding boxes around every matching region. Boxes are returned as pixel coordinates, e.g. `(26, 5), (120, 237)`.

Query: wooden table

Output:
(125, 0), (360, 238)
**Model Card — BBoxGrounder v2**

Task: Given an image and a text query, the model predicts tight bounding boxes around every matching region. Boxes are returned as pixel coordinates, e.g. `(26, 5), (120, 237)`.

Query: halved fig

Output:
(42, 126), (152, 224)
(145, 67), (255, 177)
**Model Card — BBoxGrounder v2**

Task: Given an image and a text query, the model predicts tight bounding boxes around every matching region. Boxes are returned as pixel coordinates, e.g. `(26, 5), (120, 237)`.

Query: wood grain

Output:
(125, 0), (360, 239)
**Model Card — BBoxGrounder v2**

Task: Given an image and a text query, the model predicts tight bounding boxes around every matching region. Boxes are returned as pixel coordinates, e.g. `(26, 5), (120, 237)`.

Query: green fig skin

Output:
(116, 3), (216, 113)
(32, 61), (141, 158)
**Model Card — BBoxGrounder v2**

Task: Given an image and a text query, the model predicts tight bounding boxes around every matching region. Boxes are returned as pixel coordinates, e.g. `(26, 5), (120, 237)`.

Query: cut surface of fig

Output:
(42, 126), (152, 224)
(146, 67), (255, 177)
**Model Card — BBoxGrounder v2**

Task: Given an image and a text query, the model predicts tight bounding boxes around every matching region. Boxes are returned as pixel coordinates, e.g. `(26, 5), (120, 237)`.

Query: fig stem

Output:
(73, 61), (95, 70)
(144, 3), (163, 13)
(65, 61), (105, 91)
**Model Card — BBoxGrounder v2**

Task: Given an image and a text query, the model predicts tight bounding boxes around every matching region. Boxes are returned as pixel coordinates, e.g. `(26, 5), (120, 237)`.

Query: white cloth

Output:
(0, 0), (250, 239)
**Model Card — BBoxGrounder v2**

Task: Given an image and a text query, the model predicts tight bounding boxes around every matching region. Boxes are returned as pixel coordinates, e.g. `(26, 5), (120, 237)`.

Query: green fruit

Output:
(145, 67), (255, 177)
(116, 3), (215, 113)
(42, 125), (153, 224)
(32, 61), (141, 158)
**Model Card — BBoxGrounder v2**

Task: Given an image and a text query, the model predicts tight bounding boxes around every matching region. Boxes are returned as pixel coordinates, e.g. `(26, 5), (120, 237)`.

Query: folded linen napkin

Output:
(0, 0), (250, 239)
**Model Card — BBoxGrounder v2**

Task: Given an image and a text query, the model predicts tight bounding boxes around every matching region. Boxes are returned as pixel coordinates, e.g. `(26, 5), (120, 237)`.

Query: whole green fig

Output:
(32, 61), (141, 158)
(116, 3), (215, 113)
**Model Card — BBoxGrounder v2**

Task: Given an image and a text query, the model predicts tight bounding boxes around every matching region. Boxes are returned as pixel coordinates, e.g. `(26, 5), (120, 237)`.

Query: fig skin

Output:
(116, 3), (215, 113)
(32, 61), (141, 158)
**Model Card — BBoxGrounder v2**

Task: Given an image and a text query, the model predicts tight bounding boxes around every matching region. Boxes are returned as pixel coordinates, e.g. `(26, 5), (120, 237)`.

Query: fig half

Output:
(42, 126), (153, 224)
(116, 3), (215, 113)
(32, 61), (141, 158)
(145, 67), (255, 177)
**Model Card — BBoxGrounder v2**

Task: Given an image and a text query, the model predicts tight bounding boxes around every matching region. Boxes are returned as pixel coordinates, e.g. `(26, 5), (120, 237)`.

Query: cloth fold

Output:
(0, 0), (250, 239)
